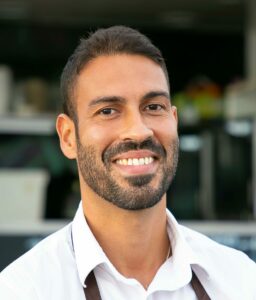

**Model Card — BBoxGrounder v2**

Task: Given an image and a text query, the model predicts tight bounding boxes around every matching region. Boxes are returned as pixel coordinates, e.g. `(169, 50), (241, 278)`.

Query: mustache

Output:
(103, 137), (166, 163)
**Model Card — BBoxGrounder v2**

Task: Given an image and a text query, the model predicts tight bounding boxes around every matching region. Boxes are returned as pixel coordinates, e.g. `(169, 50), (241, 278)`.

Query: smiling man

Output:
(1, 26), (256, 300)
(69, 54), (178, 212)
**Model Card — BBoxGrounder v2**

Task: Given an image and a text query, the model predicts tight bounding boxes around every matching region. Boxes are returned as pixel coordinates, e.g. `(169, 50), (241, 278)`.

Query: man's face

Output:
(74, 54), (179, 210)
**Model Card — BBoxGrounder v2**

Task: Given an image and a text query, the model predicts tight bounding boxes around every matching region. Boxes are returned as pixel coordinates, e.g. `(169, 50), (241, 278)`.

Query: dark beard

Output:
(76, 137), (179, 210)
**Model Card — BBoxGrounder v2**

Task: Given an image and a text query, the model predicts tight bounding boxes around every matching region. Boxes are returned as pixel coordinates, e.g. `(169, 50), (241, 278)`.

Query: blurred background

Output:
(1, 0), (256, 269)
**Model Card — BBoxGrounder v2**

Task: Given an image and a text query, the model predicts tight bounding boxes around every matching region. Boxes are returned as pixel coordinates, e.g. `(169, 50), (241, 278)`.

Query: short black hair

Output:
(60, 25), (169, 120)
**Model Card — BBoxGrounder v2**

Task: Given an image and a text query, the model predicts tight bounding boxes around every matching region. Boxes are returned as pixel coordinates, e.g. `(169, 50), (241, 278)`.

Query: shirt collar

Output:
(166, 209), (210, 279)
(147, 209), (210, 293)
(72, 202), (210, 288)
(71, 202), (107, 287)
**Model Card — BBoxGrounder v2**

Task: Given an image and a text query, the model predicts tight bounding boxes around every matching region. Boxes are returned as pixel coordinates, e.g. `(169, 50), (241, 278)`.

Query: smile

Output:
(116, 157), (154, 166)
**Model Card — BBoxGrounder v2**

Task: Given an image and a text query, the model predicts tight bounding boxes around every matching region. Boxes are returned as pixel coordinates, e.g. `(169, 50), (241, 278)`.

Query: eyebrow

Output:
(88, 90), (170, 108)
(88, 96), (126, 107)
(141, 90), (170, 101)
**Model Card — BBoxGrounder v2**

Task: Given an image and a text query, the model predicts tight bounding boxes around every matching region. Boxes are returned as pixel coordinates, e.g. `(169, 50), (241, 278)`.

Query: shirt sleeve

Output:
(0, 271), (39, 300)
(241, 254), (256, 300)
(0, 277), (24, 300)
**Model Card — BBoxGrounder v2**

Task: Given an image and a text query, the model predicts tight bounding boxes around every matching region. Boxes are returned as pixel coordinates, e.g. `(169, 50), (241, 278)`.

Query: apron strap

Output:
(84, 271), (101, 300)
(84, 270), (211, 300)
(191, 271), (211, 300)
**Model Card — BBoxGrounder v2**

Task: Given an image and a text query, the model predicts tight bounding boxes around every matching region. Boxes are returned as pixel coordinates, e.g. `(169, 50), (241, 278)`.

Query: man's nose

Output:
(119, 112), (154, 142)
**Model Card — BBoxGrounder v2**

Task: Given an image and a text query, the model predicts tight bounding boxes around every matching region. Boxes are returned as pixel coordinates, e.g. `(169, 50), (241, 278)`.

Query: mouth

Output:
(115, 156), (154, 166)
(112, 151), (158, 176)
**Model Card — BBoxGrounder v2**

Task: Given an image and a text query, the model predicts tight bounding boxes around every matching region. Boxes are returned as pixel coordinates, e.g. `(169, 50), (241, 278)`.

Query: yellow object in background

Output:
(173, 76), (223, 124)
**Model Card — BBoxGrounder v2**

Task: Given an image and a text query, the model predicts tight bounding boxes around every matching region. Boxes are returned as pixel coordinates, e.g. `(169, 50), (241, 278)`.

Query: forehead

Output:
(75, 54), (169, 105)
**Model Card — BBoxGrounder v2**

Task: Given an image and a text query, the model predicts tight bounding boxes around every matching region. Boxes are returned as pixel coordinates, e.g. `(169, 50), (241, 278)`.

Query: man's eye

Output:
(99, 108), (116, 115)
(146, 104), (164, 111)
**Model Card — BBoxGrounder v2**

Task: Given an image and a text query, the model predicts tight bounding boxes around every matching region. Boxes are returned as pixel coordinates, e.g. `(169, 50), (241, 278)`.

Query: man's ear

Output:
(171, 105), (178, 125)
(56, 114), (77, 159)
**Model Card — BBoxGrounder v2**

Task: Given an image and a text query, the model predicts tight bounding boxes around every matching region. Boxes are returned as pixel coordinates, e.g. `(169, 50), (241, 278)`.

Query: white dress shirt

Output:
(0, 202), (256, 300)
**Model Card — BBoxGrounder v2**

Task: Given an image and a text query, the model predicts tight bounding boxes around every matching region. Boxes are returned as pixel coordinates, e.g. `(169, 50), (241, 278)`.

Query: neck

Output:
(81, 187), (170, 289)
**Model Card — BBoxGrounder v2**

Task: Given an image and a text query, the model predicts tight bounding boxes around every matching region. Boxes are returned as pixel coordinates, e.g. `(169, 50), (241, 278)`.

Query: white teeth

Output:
(133, 158), (139, 165)
(122, 159), (128, 165)
(139, 158), (144, 165)
(116, 157), (154, 166)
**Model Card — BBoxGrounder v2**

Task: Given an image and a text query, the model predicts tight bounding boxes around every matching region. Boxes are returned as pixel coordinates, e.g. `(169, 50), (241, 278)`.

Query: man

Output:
(0, 25), (255, 300)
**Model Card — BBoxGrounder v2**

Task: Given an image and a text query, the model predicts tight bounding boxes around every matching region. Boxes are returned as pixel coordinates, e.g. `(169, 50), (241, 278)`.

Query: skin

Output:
(56, 54), (178, 289)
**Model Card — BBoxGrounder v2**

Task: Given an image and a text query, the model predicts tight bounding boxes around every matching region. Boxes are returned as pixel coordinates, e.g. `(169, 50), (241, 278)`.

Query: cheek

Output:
(80, 124), (117, 153)
(152, 120), (178, 145)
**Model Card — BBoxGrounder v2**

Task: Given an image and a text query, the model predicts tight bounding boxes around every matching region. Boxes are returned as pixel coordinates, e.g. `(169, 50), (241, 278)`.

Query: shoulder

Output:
(180, 224), (256, 298)
(166, 207), (256, 269)
(0, 223), (75, 299)
(180, 224), (255, 264)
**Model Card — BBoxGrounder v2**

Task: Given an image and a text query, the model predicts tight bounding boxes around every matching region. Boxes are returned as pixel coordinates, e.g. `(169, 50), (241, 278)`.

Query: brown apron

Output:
(84, 269), (211, 300)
